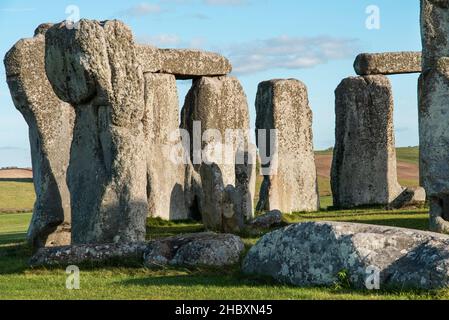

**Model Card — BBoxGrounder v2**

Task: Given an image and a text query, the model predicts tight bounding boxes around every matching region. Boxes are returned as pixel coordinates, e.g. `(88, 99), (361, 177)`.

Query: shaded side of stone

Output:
(331, 75), (403, 208)
(143, 73), (191, 220)
(4, 25), (74, 248)
(45, 19), (148, 244)
(255, 79), (319, 214)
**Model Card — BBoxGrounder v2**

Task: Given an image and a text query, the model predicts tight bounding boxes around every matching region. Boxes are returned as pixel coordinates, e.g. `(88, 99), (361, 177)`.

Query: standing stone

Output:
(45, 20), (148, 244)
(143, 73), (190, 220)
(420, 0), (449, 232)
(255, 79), (319, 214)
(4, 24), (74, 248)
(181, 76), (254, 232)
(332, 76), (403, 208)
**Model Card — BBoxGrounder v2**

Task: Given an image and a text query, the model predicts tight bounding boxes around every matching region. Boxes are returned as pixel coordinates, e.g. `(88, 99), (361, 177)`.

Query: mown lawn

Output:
(2, 207), (449, 300)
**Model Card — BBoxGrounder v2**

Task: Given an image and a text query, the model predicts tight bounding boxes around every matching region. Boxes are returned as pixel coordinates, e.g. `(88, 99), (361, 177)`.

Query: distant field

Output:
(0, 147), (420, 213)
(315, 147), (420, 201)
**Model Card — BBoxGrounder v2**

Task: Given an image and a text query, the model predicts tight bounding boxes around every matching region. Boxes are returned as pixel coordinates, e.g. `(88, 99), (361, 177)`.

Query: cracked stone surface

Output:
(243, 221), (449, 289)
(420, 0), (449, 233)
(255, 79), (319, 214)
(29, 232), (244, 267)
(354, 52), (422, 75)
(4, 23), (74, 249)
(45, 20), (148, 244)
(332, 75), (403, 208)
(136, 45), (232, 79)
(181, 76), (254, 232)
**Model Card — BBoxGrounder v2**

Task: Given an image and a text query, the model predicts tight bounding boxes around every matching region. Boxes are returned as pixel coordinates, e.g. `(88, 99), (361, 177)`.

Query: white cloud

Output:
(138, 34), (206, 48)
(225, 35), (360, 75)
(120, 3), (162, 17)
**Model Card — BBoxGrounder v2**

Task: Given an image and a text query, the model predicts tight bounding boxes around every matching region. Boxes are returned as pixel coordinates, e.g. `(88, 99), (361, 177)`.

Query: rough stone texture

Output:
(255, 79), (319, 214)
(136, 46), (232, 79)
(143, 73), (191, 220)
(389, 187), (427, 210)
(45, 20), (148, 244)
(421, 0), (449, 71)
(243, 221), (449, 289)
(144, 232), (244, 268)
(420, 0), (449, 233)
(29, 242), (147, 267)
(248, 210), (283, 230)
(332, 76), (403, 208)
(4, 25), (74, 248)
(354, 52), (422, 75)
(181, 76), (255, 232)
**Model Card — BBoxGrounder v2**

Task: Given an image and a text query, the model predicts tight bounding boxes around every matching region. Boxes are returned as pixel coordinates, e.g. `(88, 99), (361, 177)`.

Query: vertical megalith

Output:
(181, 76), (254, 232)
(420, 0), (449, 232)
(4, 24), (74, 248)
(143, 73), (191, 220)
(331, 75), (403, 208)
(255, 79), (319, 214)
(45, 20), (148, 244)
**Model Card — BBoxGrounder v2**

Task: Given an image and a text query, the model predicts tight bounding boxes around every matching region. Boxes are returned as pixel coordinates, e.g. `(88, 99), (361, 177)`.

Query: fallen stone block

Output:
(354, 52), (421, 75)
(137, 46), (232, 79)
(144, 232), (244, 268)
(30, 232), (244, 268)
(29, 242), (147, 267)
(389, 187), (427, 210)
(248, 210), (283, 230)
(243, 221), (449, 290)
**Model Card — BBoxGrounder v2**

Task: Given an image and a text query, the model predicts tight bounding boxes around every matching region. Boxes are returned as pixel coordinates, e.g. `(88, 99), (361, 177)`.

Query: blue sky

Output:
(0, 0), (421, 167)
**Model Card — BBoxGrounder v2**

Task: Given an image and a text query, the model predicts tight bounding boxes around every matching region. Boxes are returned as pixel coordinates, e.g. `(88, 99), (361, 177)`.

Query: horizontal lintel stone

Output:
(354, 52), (422, 76)
(136, 45), (232, 79)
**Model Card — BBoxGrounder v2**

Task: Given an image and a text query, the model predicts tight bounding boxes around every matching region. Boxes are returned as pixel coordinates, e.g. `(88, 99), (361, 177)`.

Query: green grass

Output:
(0, 180), (35, 213)
(0, 147), (434, 300)
(3, 207), (449, 300)
(396, 147), (420, 165)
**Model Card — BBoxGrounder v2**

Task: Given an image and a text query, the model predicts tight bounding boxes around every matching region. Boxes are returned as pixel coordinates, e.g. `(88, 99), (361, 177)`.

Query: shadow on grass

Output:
(0, 232), (27, 246)
(116, 269), (443, 299)
(0, 178), (33, 183)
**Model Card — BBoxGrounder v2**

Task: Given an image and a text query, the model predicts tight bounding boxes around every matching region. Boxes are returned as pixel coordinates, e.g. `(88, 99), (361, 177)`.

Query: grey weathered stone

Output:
(144, 232), (244, 268)
(255, 79), (319, 214)
(29, 242), (147, 267)
(421, 0), (449, 71)
(45, 19), (148, 244)
(354, 52), (422, 75)
(143, 73), (191, 220)
(248, 210), (283, 230)
(181, 76), (254, 232)
(136, 46), (232, 79)
(4, 25), (74, 248)
(332, 75), (403, 208)
(389, 187), (427, 210)
(243, 221), (449, 289)
(420, 1), (449, 233)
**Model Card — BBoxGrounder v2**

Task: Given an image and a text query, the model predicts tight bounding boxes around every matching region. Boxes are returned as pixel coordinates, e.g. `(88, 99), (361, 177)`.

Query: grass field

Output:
(2, 146), (444, 300)
(0, 180), (35, 213)
(3, 207), (449, 300)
